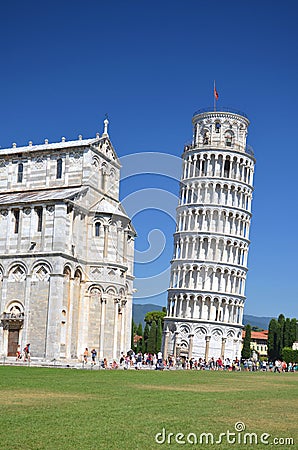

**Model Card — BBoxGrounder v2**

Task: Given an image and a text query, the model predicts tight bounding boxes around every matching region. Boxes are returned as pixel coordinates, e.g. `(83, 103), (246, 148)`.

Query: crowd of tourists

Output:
(82, 349), (298, 372)
(13, 345), (298, 372)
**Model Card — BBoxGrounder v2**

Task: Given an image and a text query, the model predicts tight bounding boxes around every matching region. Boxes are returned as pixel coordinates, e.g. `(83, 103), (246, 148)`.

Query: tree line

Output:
(268, 314), (298, 361)
(131, 309), (166, 354)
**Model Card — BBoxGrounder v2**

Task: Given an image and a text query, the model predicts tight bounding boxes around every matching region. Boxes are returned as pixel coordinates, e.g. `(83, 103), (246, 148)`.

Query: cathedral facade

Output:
(163, 108), (255, 362)
(0, 120), (135, 361)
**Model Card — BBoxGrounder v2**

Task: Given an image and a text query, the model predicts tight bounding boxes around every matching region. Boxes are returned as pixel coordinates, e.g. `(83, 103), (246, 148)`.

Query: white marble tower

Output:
(163, 108), (255, 361)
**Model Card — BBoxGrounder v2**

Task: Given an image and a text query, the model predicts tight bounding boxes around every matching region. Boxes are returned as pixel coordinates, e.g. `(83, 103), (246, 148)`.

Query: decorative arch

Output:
(88, 284), (104, 294)
(92, 155), (100, 168)
(31, 263), (51, 282)
(74, 267), (83, 281)
(105, 286), (117, 296)
(63, 265), (72, 277)
(194, 326), (208, 337)
(5, 300), (24, 316)
(179, 323), (191, 335)
(8, 263), (27, 282)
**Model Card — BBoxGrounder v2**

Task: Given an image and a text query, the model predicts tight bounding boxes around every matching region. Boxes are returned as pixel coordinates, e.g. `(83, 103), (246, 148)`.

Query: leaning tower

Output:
(163, 108), (255, 362)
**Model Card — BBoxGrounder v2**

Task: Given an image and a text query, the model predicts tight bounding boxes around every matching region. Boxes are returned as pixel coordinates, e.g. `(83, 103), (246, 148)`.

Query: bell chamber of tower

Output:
(162, 108), (256, 363)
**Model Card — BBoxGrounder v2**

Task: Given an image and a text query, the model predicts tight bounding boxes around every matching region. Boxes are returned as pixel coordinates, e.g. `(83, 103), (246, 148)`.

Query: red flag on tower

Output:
(214, 81), (219, 100)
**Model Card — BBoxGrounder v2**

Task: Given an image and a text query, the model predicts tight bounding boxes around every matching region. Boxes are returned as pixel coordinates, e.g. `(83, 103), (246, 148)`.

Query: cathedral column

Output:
(120, 300), (126, 353)
(99, 297), (107, 359)
(45, 273), (64, 359)
(22, 274), (32, 348)
(76, 282), (88, 359)
(113, 299), (119, 359)
(65, 276), (75, 359)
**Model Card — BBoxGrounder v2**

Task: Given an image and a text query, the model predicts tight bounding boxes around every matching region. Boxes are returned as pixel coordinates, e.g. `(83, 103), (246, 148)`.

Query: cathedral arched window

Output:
(56, 158), (63, 179)
(17, 163), (23, 183)
(13, 209), (20, 234)
(215, 122), (221, 133)
(35, 207), (43, 232)
(95, 222), (101, 237)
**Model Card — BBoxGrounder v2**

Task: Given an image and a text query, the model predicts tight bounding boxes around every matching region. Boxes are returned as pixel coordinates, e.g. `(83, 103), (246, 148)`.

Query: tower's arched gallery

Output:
(163, 108), (255, 361)
(0, 120), (135, 361)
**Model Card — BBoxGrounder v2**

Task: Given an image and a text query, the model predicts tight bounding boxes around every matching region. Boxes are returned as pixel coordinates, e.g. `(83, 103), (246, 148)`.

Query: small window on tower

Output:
(215, 122), (221, 133)
(17, 163), (23, 183)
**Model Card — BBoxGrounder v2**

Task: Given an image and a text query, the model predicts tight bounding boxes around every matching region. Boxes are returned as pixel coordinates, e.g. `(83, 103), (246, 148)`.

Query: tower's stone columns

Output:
(205, 335), (211, 361)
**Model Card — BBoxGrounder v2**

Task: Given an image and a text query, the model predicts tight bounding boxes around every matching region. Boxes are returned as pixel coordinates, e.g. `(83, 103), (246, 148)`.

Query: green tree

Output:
(136, 323), (143, 337)
(241, 324), (251, 359)
(142, 322), (150, 353)
(283, 318), (291, 348)
(156, 318), (163, 353)
(290, 318), (298, 347)
(147, 320), (157, 354)
(268, 319), (280, 360)
(144, 310), (166, 327)
(278, 314), (285, 353)
(281, 347), (298, 364)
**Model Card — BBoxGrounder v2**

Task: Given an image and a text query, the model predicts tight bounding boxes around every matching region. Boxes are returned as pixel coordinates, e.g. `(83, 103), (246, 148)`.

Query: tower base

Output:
(162, 318), (243, 362)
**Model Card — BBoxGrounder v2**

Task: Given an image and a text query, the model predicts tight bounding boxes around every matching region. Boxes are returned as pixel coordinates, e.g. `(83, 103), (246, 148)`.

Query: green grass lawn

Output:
(0, 367), (297, 450)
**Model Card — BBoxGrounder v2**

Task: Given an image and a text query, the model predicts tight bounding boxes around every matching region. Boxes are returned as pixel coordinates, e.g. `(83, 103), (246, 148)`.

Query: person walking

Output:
(91, 349), (97, 365)
(83, 348), (89, 364)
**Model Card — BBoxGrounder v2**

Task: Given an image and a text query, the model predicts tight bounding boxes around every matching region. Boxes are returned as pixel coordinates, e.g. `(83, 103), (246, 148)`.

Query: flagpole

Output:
(214, 80), (216, 112)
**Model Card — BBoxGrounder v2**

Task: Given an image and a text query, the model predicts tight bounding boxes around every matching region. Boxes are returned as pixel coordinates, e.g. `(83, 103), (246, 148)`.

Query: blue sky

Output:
(0, 0), (297, 318)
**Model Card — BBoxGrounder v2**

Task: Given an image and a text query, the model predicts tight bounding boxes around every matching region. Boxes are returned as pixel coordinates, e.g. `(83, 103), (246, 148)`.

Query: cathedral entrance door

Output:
(7, 329), (19, 356)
